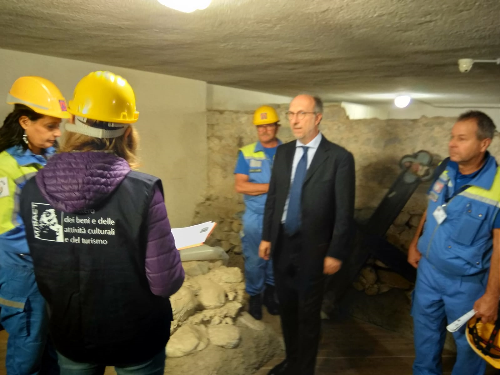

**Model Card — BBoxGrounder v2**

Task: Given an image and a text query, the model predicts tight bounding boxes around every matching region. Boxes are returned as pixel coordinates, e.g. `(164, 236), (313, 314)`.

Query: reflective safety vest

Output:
(418, 153), (500, 276)
(0, 146), (53, 266)
(239, 140), (281, 215)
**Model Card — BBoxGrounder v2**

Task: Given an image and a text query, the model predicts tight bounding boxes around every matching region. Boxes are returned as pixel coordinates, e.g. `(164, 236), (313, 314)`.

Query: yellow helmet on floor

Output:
(253, 105), (279, 126)
(68, 71), (139, 124)
(466, 316), (500, 368)
(7, 76), (70, 119)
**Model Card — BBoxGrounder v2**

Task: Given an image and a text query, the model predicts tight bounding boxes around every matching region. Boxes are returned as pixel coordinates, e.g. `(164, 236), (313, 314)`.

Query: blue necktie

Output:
(285, 146), (308, 235)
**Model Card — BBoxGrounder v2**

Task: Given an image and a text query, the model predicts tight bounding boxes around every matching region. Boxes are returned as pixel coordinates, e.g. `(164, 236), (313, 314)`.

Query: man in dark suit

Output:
(259, 94), (355, 375)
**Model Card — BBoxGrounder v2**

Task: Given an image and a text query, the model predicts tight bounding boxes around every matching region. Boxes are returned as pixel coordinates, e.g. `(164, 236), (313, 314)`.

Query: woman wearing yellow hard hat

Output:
(18, 71), (184, 374)
(0, 76), (70, 374)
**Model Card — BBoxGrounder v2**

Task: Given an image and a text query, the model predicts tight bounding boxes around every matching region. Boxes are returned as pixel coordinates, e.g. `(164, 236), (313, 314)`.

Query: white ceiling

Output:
(1, 0), (499, 105)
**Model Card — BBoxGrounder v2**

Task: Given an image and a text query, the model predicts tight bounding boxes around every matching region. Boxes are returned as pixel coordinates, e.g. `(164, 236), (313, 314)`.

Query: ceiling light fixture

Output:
(157, 0), (212, 13)
(394, 95), (411, 108)
(458, 58), (500, 73)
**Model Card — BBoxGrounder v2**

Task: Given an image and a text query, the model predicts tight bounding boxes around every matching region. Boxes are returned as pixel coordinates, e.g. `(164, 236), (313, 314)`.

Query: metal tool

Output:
(323, 151), (436, 313)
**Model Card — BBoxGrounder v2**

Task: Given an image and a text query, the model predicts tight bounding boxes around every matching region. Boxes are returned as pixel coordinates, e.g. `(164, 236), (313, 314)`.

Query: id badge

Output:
(433, 205), (447, 225)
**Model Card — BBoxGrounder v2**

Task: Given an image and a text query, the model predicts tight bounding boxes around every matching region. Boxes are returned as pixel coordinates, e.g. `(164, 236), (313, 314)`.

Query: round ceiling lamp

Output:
(157, 0), (212, 13)
(394, 95), (411, 108)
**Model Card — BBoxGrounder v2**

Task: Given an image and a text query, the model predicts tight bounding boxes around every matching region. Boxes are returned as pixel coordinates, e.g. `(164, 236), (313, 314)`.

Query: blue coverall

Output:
(412, 153), (500, 375)
(0, 146), (57, 375)
(236, 140), (281, 296)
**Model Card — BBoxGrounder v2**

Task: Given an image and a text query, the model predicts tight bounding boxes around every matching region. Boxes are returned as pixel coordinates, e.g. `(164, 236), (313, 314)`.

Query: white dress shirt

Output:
(281, 132), (323, 222)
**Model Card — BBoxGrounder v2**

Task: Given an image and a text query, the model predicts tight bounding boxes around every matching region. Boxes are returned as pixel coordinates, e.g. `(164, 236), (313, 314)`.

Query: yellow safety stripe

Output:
(0, 296), (25, 310)
(0, 151), (40, 234)
(459, 191), (500, 208)
(460, 168), (500, 206)
(240, 143), (256, 156)
(240, 143), (265, 159)
(11, 172), (38, 227)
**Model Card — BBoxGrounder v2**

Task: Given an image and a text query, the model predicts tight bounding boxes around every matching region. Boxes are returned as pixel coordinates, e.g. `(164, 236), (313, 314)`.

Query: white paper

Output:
(171, 221), (217, 250)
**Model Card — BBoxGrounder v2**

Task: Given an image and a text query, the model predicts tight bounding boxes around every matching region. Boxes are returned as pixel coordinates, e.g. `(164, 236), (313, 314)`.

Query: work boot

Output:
(249, 294), (263, 320)
(263, 284), (280, 315)
(267, 360), (292, 375)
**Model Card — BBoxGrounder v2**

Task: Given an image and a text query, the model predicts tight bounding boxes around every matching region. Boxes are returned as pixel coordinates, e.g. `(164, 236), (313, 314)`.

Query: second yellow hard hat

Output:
(253, 105), (279, 126)
(68, 71), (139, 124)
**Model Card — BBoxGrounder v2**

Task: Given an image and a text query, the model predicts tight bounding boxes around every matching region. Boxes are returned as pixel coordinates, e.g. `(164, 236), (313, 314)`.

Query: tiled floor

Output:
(1, 318), (498, 374)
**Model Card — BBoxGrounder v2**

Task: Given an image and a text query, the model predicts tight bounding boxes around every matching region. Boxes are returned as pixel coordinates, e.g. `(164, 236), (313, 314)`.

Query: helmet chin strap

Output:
(65, 117), (129, 139)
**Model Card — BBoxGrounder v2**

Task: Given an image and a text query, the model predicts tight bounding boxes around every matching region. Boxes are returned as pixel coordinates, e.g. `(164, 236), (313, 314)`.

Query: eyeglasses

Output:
(286, 111), (317, 121)
(256, 124), (278, 131)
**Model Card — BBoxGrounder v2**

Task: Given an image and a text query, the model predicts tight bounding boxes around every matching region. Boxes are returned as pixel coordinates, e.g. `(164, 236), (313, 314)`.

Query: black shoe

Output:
(263, 284), (280, 315)
(267, 360), (290, 375)
(249, 294), (262, 320)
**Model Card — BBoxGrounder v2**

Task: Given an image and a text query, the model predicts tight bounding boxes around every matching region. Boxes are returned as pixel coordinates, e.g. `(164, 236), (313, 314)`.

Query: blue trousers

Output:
(0, 264), (56, 375)
(241, 210), (274, 296)
(411, 257), (487, 375)
(57, 350), (166, 375)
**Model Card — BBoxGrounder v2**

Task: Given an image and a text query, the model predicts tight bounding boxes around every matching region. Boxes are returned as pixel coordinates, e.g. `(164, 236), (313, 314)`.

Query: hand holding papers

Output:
(171, 221), (217, 250)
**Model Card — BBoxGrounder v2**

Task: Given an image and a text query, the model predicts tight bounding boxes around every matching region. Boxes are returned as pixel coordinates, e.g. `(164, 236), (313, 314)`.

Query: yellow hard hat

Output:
(466, 316), (500, 368)
(253, 105), (279, 126)
(7, 76), (70, 119)
(68, 71), (139, 124)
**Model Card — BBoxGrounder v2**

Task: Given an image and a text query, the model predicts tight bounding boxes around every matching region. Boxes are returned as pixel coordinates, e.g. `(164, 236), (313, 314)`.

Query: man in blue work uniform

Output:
(408, 111), (500, 375)
(235, 105), (282, 320)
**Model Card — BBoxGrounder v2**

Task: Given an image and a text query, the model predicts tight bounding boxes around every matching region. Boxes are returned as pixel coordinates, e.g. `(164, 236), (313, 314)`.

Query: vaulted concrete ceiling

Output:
(1, 0), (499, 105)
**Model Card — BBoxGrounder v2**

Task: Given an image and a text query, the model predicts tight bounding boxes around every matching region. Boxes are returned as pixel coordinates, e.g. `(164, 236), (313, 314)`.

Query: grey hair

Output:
(312, 96), (323, 114)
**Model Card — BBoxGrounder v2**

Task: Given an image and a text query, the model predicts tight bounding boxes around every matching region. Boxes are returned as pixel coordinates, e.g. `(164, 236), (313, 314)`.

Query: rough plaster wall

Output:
(207, 84), (291, 111)
(343, 101), (500, 126)
(0, 48), (207, 226)
(1, 0), (499, 104)
(196, 105), (500, 249)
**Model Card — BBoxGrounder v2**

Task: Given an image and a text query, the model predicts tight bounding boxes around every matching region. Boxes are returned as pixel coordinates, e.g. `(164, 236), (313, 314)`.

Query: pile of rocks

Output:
(386, 211), (422, 252)
(167, 260), (267, 358)
(352, 260), (413, 296)
(351, 208), (421, 296)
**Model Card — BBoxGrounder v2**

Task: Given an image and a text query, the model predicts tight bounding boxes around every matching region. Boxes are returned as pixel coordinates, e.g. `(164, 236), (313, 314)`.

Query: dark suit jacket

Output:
(262, 135), (355, 276)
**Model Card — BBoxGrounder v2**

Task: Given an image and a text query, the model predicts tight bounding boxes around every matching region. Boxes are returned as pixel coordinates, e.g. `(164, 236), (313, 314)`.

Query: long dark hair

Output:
(0, 104), (44, 153)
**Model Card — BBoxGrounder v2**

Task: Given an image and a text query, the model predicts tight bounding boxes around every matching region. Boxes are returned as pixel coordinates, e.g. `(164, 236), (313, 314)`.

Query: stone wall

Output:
(191, 105), (500, 351)
(195, 104), (500, 259)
